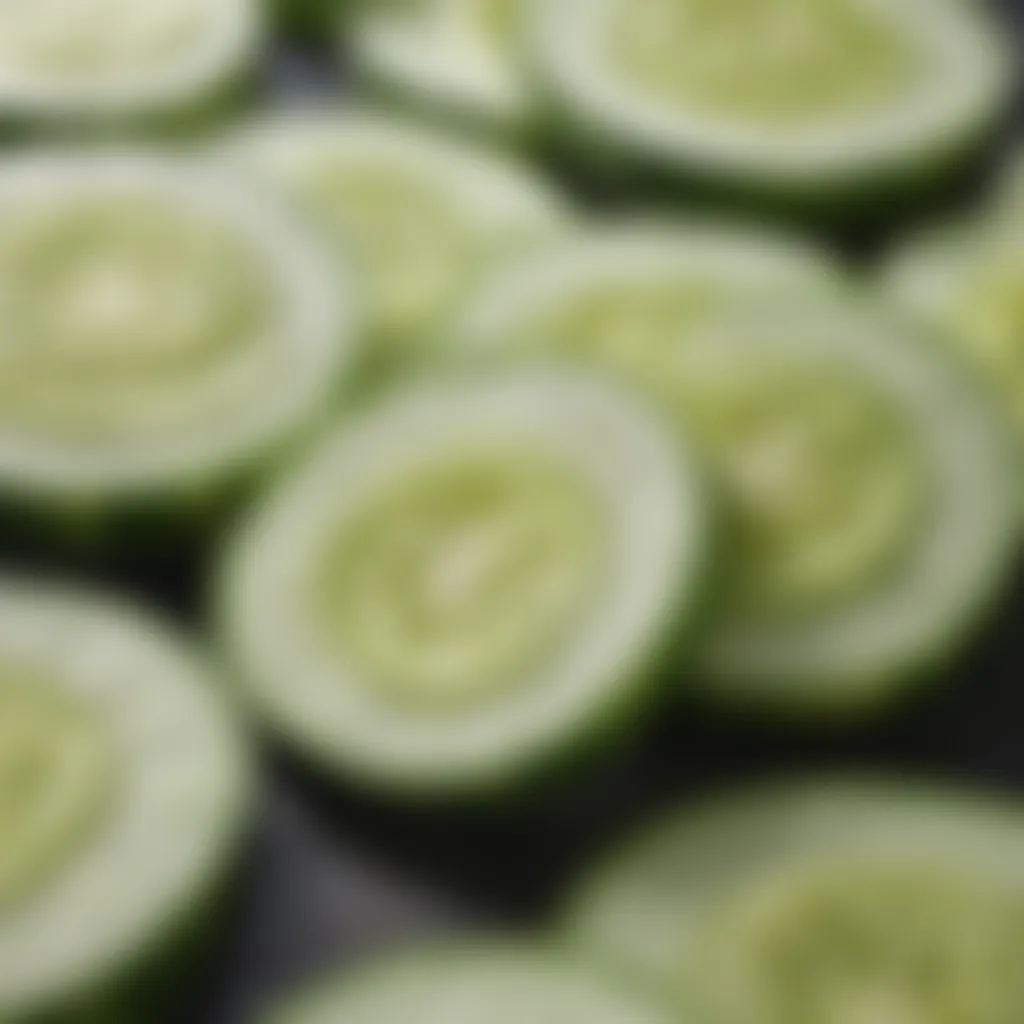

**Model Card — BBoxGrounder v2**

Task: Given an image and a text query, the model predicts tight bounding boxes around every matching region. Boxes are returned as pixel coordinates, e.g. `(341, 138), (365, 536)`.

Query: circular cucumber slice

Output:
(449, 262), (1018, 711)
(569, 780), (1024, 1024)
(530, 0), (1013, 202)
(224, 112), (566, 375)
(0, 151), (355, 535)
(0, 579), (249, 1019)
(0, 0), (261, 127)
(270, 944), (677, 1024)
(219, 368), (708, 796)
(885, 211), (1024, 440)
(350, 0), (529, 130)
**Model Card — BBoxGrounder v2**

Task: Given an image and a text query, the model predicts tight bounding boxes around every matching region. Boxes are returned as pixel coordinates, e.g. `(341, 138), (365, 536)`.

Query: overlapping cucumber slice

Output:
(0, 578), (250, 1020)
(0, 0), (262, 129)
(350, 0), (530, 131)
(219, 368), (708, 796)
(447, 238), (1018, 712)
(568, 780), (1024, 1024)
(0, 151), (356, 545)
(529, 0), (1013, 204)
(269, 944), (677, 1024)
(884, 200), (1024, 442)
(224, 111), (566, 376)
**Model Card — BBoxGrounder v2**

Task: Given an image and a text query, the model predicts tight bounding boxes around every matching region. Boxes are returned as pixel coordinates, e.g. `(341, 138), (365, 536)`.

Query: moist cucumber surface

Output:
(350, 0), (529, 131)
(0, 578), (249, 1020)
(885, 205), (1024, 440)
(529, 0), (1014, 202)
(448, 250), (1018, 711)
(225, 111), (566, 376)
(0, 0), (262, 127)
(219, 368), (709, 796)
(269, 944), (678, 1024)
(0, 151), (355, 533)
(568, 780), (1024, 1024)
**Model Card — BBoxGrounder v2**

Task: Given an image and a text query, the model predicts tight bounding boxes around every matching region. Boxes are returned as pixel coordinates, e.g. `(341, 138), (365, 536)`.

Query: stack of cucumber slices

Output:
(3, 0), (1024, 1017)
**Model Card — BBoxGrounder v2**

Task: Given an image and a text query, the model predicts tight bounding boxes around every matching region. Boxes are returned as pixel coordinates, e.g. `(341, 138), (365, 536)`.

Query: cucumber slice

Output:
(568, 780), (1024, 1024)
(269, 944), (677, 1024)
(0, 578), (249, 1020)
(529, 0), (1013, 204)
(448, 256), (1018, 712)
(350, 0), (529, 131)
(884, 209), (1024, 440)
(0, 151), (355, 545)
(224, 112), (566, 377)
(219, 368), (709, 796)
(0, 0), (262, 129)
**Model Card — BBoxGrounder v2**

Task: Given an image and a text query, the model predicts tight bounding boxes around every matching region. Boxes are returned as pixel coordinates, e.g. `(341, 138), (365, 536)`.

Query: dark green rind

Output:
(565, 776), (1024, 1021)
(265, 941), (680, 1024)
(215, 364), (713, 802)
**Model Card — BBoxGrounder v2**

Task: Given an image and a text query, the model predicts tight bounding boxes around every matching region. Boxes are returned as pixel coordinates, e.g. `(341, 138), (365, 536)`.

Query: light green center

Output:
(0, 674), (114, 907)
(315, 447), (603, 707)
(474, 0), (522, 52)
(0, 0), (207, 80)
(0, 194), (277, 440)
(701, 859), (1024, 1024)
(498, 285), (922, 615)
(294, 161), (476, 354)
(610, 0), (913, 124)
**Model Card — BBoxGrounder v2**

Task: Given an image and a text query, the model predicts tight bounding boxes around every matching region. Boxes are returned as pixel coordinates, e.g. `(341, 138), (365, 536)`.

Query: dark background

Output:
(122, 1), (1024, 1018)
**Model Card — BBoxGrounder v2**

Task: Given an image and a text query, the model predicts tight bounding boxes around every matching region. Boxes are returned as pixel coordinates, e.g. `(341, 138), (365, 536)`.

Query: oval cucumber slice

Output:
(0, 0), (262, 129)
(0, 151), (356, 544)
(219, 368), (709, 796)
(269, 944), (678, 1024)
(0, 578), (249, 1020)
(568, 780), (1024, 1024)
(530, 0), (1013, 204)
(447, 249), (1018, 712)
(884, 205), (1024, 442)
(350, 0), (529, 131)
(224, 112), (566, 378)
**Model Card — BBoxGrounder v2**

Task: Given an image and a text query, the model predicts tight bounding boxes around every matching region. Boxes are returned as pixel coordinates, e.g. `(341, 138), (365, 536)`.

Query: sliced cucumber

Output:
(884, 207), (1024, 440)
(269, 944), (677, 1024)
(0, 578), (249, 1020)
(219, 368), (708, 796)
(0, 151), (355, 546)
(350, 0), (530, 132)
(529, 0), (1013, 204)
(0, 0), (262, 129)
(224, 111), (566, 377)
(448, 252), (1018, 712)
(568, 780), (1024, 1024)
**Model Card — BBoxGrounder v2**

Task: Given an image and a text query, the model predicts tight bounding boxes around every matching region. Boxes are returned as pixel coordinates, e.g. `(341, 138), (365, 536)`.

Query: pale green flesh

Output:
(0, 193), (279, 441)
(489, 286), (923, 617)
(313, 445), (604, 708)
(610, 0), (914, 125)
(0, 674), (114, 908)
(0, 0), (208, 80)
(295, 160), (477, 351)
(475, 0), (521, 54)
(696, 857), (1024, 1024)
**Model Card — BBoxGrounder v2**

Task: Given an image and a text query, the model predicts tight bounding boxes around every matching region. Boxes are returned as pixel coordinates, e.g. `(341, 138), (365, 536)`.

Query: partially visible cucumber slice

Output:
(219, 368), (708, 796)
(568, 780), (1024, 1024)
(0, 0), (262, 129)
(529, 0), (1013, 204)
(448, 254), (1018, 712)
(884, 207), (1024, 440)
(269, 944), (678, 1024)
(224, 112), (566, 376)
(0, 578), (249, 1020)
(350, 0), (529, 131)
(0, 151), (355, 545)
